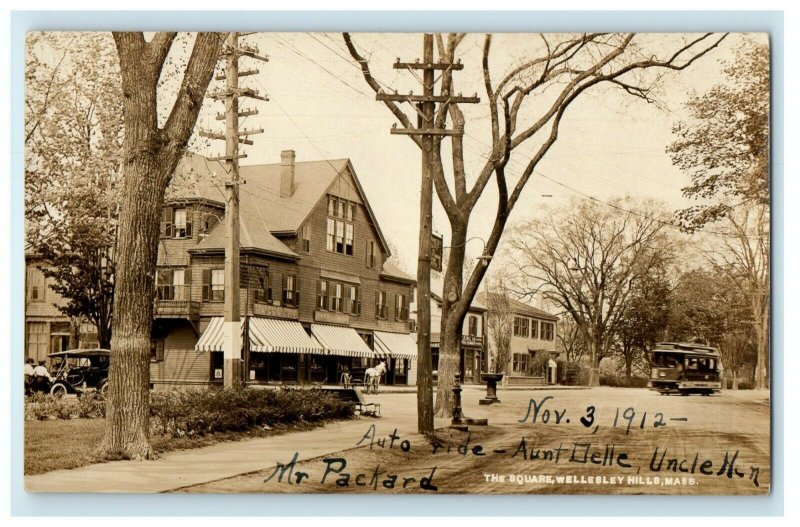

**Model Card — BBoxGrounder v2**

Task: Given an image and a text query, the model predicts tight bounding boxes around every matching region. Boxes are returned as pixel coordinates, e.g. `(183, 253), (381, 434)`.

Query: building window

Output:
(162, 206), (192, 239)
(202, 269), (224, 301)
(28, 268), (46, 302)
(254, 272), (272, 303)
(317, 280), (329, 310)
(512, 352), (531, 373)
(531, 319), (539, 339)
(157, 268), (188, 301)
(330, 282), (343, 312)
(513, 316), (530, 338)
(326, 218), (335, 252)
(375, 290), (387, 319)
(468, 315), (478, 337)
(541, 321), (554, 341)
(408, 319), (417, 333)
(301, 224), (311, 252)
(348, 285), (361, 315)
(211, 269), (224, 301)
(366, 241), (376, 269)
(282, 274), (299, 307)
(150, 339), (165, 362)
(327, 195), (355, 256)
(395, 293), (408, 321)
(26, 322), (49, 362)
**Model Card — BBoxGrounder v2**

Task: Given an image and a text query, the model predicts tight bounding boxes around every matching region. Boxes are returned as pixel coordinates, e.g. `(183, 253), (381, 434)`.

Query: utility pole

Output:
(377, 34), (479, 434)
(200, 32), (268, 388)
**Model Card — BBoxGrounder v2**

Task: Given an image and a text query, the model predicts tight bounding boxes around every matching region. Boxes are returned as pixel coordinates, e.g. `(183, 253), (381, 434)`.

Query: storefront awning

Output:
(249, 317), (325, 355)
(374, 331), (418, 360)
(311, 324), (375, 358)
(195, 317), (245, 352)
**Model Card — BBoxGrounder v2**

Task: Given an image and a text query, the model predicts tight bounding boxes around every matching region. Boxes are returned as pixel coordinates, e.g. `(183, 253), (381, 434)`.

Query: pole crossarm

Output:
(215, 68), (260, 80)
(215, 108), (258, 120)
(208, 154), (248, 162)
(209, 87), (269, 102)
(391, 127), (464, 137)
(377, 93), (480, 104)
(393, 60), (464, 70)
(198, 130), (254, 145)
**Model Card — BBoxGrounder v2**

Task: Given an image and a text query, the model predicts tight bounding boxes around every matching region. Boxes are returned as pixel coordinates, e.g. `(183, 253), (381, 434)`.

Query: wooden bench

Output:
(322, 387), (381, 417)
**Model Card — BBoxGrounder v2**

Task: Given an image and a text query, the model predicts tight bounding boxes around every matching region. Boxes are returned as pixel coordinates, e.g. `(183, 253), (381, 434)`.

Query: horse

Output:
(364, 361), (387, 394)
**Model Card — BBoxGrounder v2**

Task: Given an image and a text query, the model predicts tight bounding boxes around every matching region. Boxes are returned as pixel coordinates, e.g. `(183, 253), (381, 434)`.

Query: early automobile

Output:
(648, 342), (722, 396)
(47, 348), (110, 397)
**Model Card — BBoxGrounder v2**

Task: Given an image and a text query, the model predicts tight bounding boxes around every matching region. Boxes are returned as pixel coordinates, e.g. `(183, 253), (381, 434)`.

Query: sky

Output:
(29, 31), (768, 275)
(186, 32), (764, 274)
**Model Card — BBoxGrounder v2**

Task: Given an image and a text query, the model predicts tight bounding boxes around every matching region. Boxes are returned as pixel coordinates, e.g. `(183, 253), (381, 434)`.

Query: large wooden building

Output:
(476, 291), (559, 385)
(25, 150), (418, 388)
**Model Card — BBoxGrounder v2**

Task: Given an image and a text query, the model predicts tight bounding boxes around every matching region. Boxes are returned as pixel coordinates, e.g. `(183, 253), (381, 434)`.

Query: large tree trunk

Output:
(755, 301), (769, 389)
(625, 351), (633, 381)
(435, 311), (462, 417)
(588, 333), (602, 386)
(99, 32), (225, 459)
(434, 222), (468, 418)
(100, 154), (165, 459)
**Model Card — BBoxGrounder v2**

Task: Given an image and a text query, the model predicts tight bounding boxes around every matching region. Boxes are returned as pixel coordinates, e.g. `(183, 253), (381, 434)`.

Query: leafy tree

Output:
(668, 38), (769, 230)
(346, 32), (727, 419)
(613, 262), (672, 380)
(100, 32), (226, 460)
(25, 32), (122, 348)
(507, 197), (674, 386)
(720, 330), (756, 390)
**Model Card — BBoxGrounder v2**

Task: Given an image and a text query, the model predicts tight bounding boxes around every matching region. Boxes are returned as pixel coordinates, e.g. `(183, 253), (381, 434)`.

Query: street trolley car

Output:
(648, 342), (722, 396)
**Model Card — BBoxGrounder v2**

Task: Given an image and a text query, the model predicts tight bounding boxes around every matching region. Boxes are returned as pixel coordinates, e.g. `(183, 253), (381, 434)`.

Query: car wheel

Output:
(50, 383), (68, 398)
(99, 381), (109, 398)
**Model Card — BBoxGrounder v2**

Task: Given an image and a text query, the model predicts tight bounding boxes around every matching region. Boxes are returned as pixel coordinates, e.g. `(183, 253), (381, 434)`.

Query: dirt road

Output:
(181, 386), (770, 495)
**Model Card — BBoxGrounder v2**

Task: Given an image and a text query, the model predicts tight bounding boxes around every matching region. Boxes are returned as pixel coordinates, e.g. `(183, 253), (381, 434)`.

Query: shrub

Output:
(726, 379), (755, 390)
(149, 385), (353, 438)
(599, 375), (648, 388)
(24, 393), (105, 420)
(561, 361), (585, 386)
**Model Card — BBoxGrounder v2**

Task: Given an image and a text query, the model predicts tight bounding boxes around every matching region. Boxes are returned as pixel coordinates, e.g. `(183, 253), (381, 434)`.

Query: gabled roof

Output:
(475, 291), (558, 321)
(380, 260), (416, 285)
(189, 215), (299, 260)
(170, 152), (391, 258)
(430, 291), (487, 312)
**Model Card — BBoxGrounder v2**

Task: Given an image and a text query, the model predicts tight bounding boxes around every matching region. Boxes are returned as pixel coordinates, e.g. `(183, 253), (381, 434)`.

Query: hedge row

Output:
(25, 392), (106, 421)
(25, 386), (354, 436)
(149, 386), (353, 437)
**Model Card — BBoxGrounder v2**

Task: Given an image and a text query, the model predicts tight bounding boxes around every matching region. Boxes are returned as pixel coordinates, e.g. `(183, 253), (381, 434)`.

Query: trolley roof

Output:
(650, 342), (720, 356)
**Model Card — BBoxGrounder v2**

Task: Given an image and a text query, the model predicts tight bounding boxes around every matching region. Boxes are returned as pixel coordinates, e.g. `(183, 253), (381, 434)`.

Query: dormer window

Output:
(161, 206), (193, 239)
(326, 195), (355, 256)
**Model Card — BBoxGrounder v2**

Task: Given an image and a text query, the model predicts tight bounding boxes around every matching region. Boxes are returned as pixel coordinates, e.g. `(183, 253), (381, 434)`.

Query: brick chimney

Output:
(280, 150), (295, 198)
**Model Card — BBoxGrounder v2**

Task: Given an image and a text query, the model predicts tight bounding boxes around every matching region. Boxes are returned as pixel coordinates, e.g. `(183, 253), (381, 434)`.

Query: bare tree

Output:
(484, 278), (513, 376)
(720, 329), (755, 390)
(706, 203), (769, 389)
(99, 32), (226, 459)
(507, 198), (673, 386)
(345, 32), (727, 415)
(556, 316), (587, 364)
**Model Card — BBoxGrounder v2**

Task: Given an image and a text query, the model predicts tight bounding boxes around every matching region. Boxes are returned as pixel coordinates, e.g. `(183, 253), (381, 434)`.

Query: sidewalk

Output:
(24, 384), (586, 493)
(24, 392), (441, 493)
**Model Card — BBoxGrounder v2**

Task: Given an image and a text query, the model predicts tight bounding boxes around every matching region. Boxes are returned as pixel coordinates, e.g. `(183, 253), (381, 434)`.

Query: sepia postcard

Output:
(22, 30), (771, 495)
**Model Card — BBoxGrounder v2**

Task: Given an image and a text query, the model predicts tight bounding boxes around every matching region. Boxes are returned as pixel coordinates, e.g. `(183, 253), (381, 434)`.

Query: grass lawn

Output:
(24, 418), (332, 476)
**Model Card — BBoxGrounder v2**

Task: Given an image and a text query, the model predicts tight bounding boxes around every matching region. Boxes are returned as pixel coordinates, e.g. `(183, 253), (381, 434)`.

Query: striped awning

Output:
(195, 317), (245, 352)
(374, 330), (418, 360)
(249, 317), (325, 355)
(311, 324), (376, 358)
